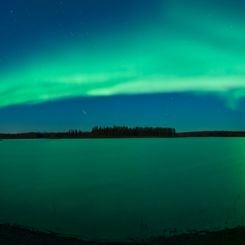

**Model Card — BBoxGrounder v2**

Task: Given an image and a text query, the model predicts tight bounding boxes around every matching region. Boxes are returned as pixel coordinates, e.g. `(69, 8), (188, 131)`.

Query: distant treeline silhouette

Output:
(91, 126), (176, 137)
(0, 126), (176, 139)
(1, 127), (245, 139)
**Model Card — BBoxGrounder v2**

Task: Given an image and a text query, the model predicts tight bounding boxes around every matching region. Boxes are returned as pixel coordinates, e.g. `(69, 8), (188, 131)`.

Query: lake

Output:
(0, 138), (245, 241)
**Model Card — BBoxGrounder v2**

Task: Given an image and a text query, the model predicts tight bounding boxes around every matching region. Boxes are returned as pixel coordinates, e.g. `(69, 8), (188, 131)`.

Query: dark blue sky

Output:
(0, 94), (245, 132)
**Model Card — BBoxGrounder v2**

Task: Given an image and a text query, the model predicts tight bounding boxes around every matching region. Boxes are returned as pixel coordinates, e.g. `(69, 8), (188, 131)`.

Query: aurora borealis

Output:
(0, 0), (245, 131)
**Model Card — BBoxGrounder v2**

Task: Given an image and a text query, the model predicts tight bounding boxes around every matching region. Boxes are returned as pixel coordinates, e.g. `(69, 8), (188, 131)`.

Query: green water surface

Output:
(0, 138), (245, 240)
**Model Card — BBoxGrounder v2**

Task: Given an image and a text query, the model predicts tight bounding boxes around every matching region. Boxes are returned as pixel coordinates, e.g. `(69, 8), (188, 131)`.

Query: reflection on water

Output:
(0, 138), (245, 240)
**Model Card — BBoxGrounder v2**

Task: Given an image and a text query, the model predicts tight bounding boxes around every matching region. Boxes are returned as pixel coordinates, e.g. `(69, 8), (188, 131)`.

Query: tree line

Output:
(0, 126), (176, 139)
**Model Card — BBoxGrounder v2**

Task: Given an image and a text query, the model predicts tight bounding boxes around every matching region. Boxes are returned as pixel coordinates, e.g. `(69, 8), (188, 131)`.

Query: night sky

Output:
(0, 0), (245, 132)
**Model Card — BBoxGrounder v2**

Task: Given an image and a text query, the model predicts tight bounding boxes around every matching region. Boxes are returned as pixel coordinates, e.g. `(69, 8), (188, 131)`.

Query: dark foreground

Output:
(1, 224), (245, 245)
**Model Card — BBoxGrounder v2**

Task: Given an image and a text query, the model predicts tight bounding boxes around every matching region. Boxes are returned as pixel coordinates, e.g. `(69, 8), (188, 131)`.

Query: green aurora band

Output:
(1, 1), (245, 108)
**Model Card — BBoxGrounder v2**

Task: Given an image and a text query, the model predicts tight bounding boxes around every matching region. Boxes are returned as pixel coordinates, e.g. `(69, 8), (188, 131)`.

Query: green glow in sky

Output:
(0, 0), (245, 108)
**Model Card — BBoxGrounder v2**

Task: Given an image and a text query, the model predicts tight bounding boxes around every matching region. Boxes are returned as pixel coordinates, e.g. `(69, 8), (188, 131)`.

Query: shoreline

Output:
(1, 224), (245, 244)
(1, 131), (245, 140)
